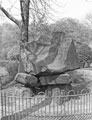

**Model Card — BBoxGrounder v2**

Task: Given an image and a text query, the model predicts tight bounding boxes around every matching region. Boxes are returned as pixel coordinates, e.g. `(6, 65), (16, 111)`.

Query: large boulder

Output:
(33, 32), (79, 72)
(55, 74), (71, 84)
(14, 73), (38, 87)
(39, 73), (71, 85)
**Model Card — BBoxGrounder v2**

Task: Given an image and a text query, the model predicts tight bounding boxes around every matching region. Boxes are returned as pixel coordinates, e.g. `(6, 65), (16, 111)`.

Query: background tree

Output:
(50, 18), (92, 67)
(51, 18), (92, 43)
(0, 23), (20, 60)
(77, 43), (92, 67)
(85, 13), (92, 28)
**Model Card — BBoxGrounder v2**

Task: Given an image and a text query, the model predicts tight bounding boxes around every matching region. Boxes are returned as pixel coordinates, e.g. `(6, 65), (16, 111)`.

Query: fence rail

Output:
(1, 89), (92, 120)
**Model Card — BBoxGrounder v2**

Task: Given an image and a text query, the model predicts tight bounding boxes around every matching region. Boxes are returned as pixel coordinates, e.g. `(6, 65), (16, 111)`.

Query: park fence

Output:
(1, 89), (92, 120)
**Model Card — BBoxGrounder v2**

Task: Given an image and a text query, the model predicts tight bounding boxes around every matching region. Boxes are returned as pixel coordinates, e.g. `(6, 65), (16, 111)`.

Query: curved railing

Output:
(0, 88), (92, 120)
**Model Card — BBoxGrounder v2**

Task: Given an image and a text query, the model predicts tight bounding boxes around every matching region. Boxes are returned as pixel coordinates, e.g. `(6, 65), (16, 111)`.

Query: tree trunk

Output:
(18, 0), (30, 72)
(20, 0), (30, 43)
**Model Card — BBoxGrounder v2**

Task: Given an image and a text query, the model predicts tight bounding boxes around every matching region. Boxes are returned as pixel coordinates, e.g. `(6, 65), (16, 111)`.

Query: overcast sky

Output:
(1, 0), (92, 24)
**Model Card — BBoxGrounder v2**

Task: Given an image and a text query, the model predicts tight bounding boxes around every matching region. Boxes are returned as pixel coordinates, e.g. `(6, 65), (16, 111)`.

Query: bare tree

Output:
(0, 0), (49, 72)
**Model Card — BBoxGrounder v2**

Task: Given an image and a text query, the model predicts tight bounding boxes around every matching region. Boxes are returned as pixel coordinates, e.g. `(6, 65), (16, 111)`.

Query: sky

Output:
(1, 0), (92, 24)
(49, 0), (92, 22)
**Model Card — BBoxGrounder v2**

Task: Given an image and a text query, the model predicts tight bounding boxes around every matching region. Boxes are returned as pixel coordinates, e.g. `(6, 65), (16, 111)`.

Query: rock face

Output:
(18, 31), (79, 73)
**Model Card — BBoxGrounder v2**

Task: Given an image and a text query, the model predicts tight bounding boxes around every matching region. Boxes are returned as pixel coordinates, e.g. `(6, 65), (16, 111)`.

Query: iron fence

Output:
(0, 89), (92, 120)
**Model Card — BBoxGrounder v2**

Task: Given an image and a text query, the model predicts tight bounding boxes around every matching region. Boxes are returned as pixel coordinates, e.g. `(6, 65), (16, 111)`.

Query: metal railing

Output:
(1, 89), (92, 120)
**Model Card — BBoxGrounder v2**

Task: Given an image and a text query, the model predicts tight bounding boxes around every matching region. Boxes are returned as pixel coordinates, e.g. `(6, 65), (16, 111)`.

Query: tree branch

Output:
(20, 0), (25, 23)
(0, 5), (20, 26)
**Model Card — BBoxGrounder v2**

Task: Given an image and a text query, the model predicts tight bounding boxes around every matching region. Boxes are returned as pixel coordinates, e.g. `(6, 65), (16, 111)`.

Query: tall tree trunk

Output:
(20, 0), (30, 43)
(18, 0), (30, 72)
